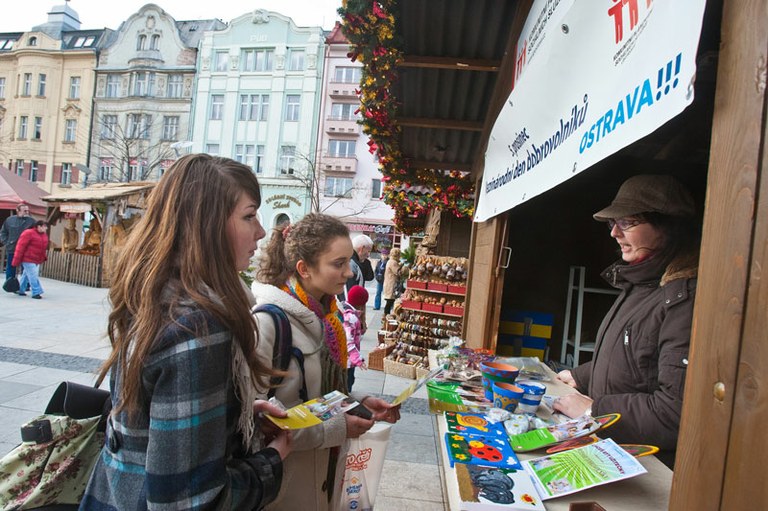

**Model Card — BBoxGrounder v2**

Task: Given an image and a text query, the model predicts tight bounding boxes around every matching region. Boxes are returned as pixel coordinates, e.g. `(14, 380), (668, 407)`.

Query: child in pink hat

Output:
(343, 285), (369, 391)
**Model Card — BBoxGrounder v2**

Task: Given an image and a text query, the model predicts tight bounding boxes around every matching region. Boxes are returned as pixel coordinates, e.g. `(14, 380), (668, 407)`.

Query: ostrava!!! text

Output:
(580, 52), (683, 154)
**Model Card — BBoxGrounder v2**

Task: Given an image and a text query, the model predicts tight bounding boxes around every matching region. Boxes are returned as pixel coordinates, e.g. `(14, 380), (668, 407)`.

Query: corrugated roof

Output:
(393, 0), (520, 170)
(43, 182), (155, 203)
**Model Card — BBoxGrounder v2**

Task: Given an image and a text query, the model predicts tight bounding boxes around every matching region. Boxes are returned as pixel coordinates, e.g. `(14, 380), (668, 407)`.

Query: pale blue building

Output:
(191, 9), (325, 228)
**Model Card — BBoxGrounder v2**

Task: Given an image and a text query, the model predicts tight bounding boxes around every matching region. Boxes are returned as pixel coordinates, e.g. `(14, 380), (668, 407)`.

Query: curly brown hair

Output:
(257, 213), (350, 287)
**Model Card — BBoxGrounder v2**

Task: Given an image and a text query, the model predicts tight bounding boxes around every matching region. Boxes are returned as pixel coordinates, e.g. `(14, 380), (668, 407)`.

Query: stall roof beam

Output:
(398, 55), (501, 72)
(408, 159), (473, 172)
(397, 116), (485, 132)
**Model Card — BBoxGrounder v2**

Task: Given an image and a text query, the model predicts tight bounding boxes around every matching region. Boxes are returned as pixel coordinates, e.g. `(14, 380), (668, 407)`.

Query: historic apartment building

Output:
(0, 3), (110, 192)
(191, 9), (325, 229)
(317, 23), (397, 251)
(89, 4), (225, 183)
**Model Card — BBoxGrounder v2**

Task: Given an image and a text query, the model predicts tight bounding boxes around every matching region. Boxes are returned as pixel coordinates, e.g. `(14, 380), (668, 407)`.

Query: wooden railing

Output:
(40, 249), (103, 288)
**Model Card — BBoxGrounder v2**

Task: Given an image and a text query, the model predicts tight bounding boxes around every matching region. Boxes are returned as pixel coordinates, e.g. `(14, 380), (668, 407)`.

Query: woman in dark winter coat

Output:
(555, 174), (700, 468)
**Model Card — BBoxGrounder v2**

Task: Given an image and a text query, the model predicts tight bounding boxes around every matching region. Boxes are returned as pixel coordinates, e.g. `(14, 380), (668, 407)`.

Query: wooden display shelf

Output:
(402, 306), (464, 318)
(410, 287), (467, 297)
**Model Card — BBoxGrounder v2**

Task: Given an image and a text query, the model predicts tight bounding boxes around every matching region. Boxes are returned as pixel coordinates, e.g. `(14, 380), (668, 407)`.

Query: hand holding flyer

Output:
(265, 390), (360, 430)
(391, 367), (443, 406)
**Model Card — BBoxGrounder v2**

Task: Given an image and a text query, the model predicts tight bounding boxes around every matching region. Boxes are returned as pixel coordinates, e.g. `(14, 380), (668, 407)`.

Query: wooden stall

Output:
(41, 182), (154, 287)
(346, 0), (766, 508)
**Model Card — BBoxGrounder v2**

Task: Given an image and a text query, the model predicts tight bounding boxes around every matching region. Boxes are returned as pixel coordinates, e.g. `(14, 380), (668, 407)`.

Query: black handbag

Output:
(3, 276), (20, 293)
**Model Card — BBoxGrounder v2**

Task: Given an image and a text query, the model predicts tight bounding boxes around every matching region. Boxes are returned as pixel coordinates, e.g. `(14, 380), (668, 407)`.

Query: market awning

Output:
(42, 182), (155, 204)
(0, 166), (48, 216)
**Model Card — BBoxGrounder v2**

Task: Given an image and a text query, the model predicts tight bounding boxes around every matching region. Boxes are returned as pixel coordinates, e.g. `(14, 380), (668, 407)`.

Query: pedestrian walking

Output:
(1, 203), (35, 286)
(343, 234), (374, 297)
(12, 220), (48, 299)
(382, 247), (402, 315)
(373, 250), (388, 310)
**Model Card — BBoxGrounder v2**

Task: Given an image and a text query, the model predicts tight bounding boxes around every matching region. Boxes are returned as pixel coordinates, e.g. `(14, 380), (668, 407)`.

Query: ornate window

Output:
(285, 95), (300, 121)
(69, 76), (81, 99)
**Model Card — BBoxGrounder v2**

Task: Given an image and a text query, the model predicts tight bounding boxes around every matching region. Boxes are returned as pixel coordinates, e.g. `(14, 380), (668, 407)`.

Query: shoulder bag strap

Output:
(254, 304), (308, 402)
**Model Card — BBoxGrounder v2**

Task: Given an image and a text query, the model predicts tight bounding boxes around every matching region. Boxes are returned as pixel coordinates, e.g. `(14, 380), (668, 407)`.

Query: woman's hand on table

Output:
(556, 370), (578, 388)
(361, 396), (401, 423)
(553, 393), (593, 418)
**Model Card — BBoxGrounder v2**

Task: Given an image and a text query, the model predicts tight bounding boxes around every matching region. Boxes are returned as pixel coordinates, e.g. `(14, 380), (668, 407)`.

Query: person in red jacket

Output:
(12, 221), (49, 299)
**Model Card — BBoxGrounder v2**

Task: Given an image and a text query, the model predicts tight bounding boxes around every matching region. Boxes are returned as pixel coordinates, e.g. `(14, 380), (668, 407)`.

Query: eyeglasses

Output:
(607, 218), (644, 231)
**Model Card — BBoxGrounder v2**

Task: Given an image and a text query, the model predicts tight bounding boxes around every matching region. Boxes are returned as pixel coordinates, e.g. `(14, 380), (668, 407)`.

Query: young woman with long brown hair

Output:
(252, 213), (399, 511)
(81, 154), (291, 510)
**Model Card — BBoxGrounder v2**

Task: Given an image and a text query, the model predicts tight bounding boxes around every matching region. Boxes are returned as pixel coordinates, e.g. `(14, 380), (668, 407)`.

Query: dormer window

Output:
(73, 36), (95, 48)
(28, 37), (37, 46)
(136, 34), (147, 51)
(150, 34), (160, 50)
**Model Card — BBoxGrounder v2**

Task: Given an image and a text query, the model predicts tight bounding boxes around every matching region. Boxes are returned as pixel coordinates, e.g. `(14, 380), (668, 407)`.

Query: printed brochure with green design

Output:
(523, 438), (647, 500)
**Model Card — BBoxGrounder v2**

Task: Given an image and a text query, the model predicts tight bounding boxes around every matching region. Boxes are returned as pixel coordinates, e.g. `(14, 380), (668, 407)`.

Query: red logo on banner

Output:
(608, 0), (653, 44)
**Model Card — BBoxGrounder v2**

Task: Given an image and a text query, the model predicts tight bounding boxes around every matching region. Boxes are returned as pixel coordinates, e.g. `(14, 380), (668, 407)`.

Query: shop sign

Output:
(475, 0), (707, 222)
(265, 194), (302, 209)
(60, 202), (91, 213)
(348, 223), (393, 235)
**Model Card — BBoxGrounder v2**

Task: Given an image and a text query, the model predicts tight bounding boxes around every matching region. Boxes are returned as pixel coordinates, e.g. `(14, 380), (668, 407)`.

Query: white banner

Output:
(475, 0), (707, 222)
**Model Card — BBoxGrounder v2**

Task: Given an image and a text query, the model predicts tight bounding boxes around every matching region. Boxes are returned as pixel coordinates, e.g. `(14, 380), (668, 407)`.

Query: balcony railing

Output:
(325, 117), (360, 135)
(328, 81), (358, 99)
(320, 155), (358, 174)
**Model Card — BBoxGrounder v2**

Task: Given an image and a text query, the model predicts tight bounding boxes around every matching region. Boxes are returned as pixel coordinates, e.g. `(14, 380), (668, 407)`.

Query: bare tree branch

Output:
(290, 149), (379, 218)
(90, 113), (176, 182)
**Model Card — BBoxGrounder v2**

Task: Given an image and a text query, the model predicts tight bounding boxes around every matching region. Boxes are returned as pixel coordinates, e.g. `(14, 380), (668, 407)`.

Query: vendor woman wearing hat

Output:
(555, 174), (700, 468)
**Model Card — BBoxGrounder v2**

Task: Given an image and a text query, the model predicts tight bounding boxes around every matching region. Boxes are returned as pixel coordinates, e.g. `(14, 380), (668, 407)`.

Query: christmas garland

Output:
(339, 0), (475, 234)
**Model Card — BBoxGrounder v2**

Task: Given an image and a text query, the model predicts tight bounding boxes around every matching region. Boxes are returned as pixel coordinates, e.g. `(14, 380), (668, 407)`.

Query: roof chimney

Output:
(32, 2), (81, 38)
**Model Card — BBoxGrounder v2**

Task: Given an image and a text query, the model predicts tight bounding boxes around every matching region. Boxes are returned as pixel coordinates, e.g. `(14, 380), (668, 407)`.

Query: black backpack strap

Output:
(254, 304), (308, 402)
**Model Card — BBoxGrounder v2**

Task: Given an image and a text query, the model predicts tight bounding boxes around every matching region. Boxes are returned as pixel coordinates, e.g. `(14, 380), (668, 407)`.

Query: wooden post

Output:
(670, 0), (768, 508)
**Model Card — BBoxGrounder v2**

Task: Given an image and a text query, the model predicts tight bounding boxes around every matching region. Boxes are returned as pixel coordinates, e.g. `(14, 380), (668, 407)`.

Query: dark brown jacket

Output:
(572, 253), (697, 458)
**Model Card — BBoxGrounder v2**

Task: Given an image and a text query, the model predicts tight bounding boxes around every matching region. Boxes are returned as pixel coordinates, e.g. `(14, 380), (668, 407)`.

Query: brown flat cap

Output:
(593, 174), (695, 221)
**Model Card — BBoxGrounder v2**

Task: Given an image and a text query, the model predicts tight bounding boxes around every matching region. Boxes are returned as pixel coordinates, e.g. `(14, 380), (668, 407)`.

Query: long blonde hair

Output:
(101, 154), (274, 414)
